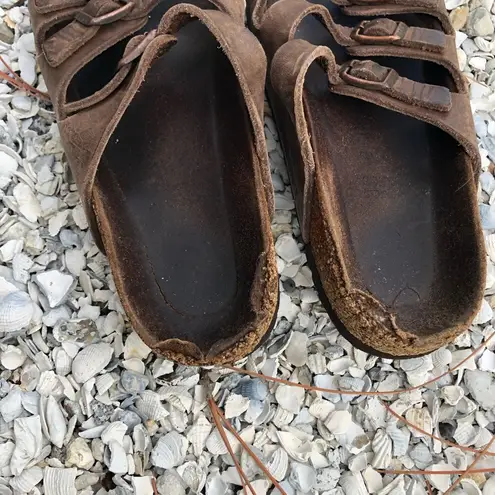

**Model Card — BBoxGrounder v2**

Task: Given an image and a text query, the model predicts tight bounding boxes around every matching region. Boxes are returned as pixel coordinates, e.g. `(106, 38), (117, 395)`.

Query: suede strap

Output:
(270, 38), (479, 241)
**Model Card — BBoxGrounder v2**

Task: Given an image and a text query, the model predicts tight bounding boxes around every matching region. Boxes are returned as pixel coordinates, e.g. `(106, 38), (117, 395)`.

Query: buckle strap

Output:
(339, 60), (451, 112)
(351, 19), (446, 53)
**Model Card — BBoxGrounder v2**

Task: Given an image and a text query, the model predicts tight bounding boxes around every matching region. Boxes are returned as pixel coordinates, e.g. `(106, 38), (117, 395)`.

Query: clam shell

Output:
(10, 466), (43, 493)
(483, 476), (495, 494)
(285, 331), (309, 367)
(224, 394), (249, 419)
(101, 422), (127, 445)
(461, 479), (482, 495)
(0, 386), (23, 422)
(236, 379), (268, 401)
(289, 462), (316, 493)
(159, 385), (193, 413)
(206, 428), (233, 456)
(156, 470), (186, 495)
(53, 347), (72, 377)
(275, 384), (304, 414)
(135, 390), (169, 421)
(410, 442), (433, 470)
(307, 353), (327, 375)
(40, 395), (67, 449)
(72, 343), (113, 384)
(454, 422), (479, 446)
(371, 429), (392, 469)
(168, 404), (188, 433)
(131, 476), (154, 495)
(132, 424), (150, 452)
(339, 472), (368, 495)
(44, 467), (77, 495)
(0, 291), (34, 333)
(440, 385), (465, 406)
(309, 398), (335, 421)
(426, 463), (454, 492)
(177, 461), (207, 493)
(151, 431), (189, 469)
(432, 347), (452, 369)
(325, 410), (352, 435)
(276, 430), (312, 463)
(266, 447), (289, 481)
(362, 466), (383, 494)
(0, 441), (14, 469)
(124, 331), (151, 360)
(20, 362), (40, 392)
(186, 414), (212, 456)
(95, 373), (116, 396)
(0, 345), (26, 370)
(11, 415), (42, 475)
(66, 438), (94, 469)
(105, 439), (128, 474)
(272, 405), (294, 428)
(405, 407), (433, 438)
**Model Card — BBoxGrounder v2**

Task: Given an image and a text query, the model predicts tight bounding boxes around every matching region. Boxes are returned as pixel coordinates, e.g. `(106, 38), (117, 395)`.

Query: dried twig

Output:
(0, 55), (50, 100)
(425, 479), (433, 495)
(224, 329), (495, 397)
(209, 398), (255, 495)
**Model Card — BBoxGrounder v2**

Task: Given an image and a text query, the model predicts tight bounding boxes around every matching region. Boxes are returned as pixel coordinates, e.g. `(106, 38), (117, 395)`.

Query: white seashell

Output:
(289, 462), (316, 492)
(431, 347), (452, 368)
(133, 424), (150, 452)
(275, 384), (304, 414)
(460, 479), (482, 495)
(272, 405), (294, 428)
(0, 386), (23, 422)
(454, 422), (478, 446)
(473, 299), (493, 325)
(440, 385), (465, 406)
(40, 396), (67, 449)
(266, 447), (289, 481)
(405, 407), (433, 438)
(124, 331), (151, 360)
(285, 331), (309, 367)
(444, 447), (467, 471)
(0, 345), (26, 370)
(135, 390), (169, 421)
(362, 466), (383, 494)
(34, 270), (75, 308)
(186, 414), (212, 456)
(36, 370), (64, 398)
(206, 428), (231, 456)
(44, 467), (77, 495)
(339, 472), (368, 495)
(53, 347), (72, 376)
(177, 461), (207, 493)
(410, 443), (433, 470)
(159, 385), (193, 412)
(95, 373), (116, 396)
(371, 429), (392, 470)
(21, 391), (39, 415)
(168, 404), (188, 433)
(106, 439), (128, 474)
(131, 476), (154, 495)
(66, 438), (94, 469)
(151, 431), (189, 469)
(307, 353), (327, 374)
(206, 475), (228, 495)
(13, 183), (41, 222)
(325, 410), (352, 435)
(385, 425), (410, 457)
(479, 349), (495, 373)
(156, 470), (186, 495)
(122, 358), (145, 374)
(20, 362), (40, 391)
(11, 415), (42, 475)
(483, 476), (495, 494)
(426, 463), (454, 492)
(276, 430), (312, 463)
(72, 343), (113, 384)
(0, 441), (14, 469)
(486, 233), (495, 262)
(224, 394), (249, 419)
(0, 291), (34, 333)
(236, 379), (268, 402)
(10, 466), (43, 493)
(308, 398), (335, 421)
(101, 422), (127, 446)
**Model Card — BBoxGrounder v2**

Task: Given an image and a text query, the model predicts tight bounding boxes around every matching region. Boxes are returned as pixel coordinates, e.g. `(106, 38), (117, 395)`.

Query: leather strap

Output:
(270, 38), (479, 240)
(53, 3), (272, 243)
(31, 0), (86, 14)
(259, 0), (465, 92)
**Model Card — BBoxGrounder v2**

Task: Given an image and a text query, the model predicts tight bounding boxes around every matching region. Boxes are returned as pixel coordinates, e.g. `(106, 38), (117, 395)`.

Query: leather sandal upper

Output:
(248, 0), (479, 241)
(29, 0), (274, 247)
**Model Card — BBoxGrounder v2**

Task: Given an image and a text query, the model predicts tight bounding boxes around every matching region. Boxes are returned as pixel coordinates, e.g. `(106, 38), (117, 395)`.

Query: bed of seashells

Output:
(0, 0), (492, 494)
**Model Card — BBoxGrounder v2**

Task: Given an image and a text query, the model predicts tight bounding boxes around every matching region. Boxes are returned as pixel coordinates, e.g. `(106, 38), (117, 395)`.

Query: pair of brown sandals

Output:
(29, 0), (485, 365)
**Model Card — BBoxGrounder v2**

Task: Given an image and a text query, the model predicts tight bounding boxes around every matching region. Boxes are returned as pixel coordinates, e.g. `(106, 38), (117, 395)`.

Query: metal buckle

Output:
(339, 61), (397, 90)
(75, 0), (135, 26)
(351, 20), (402, 43)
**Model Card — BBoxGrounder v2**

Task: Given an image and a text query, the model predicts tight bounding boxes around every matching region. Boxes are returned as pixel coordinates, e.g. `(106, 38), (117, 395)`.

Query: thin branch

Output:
(213, 404), (288, 495)
(151, 478), (159, 495)
(425, 479), (433, 495)
(208, 398), (255, 495)
(0, 55), (50, 100)
(381, 400), (495, 457)
(443, 434), (495, 494)
(224, 329), (495, 397)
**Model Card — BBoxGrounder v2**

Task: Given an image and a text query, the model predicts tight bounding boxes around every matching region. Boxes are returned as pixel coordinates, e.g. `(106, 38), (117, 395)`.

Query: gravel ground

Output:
(0, 0), (492, 494)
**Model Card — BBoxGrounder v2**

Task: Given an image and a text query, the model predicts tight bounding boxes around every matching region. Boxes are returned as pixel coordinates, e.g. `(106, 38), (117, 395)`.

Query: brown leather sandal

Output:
(29, 0), (279, 365)
(249, 0), (485, 358)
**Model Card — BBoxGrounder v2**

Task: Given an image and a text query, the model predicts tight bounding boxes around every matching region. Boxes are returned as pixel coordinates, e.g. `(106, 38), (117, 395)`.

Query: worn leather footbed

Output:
(265, 4), (485, 357)
(89, 19), (278, 365)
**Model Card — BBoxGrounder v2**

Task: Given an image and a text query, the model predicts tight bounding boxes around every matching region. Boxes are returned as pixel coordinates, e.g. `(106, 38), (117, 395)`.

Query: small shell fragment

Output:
(72, 343), (113, 384)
